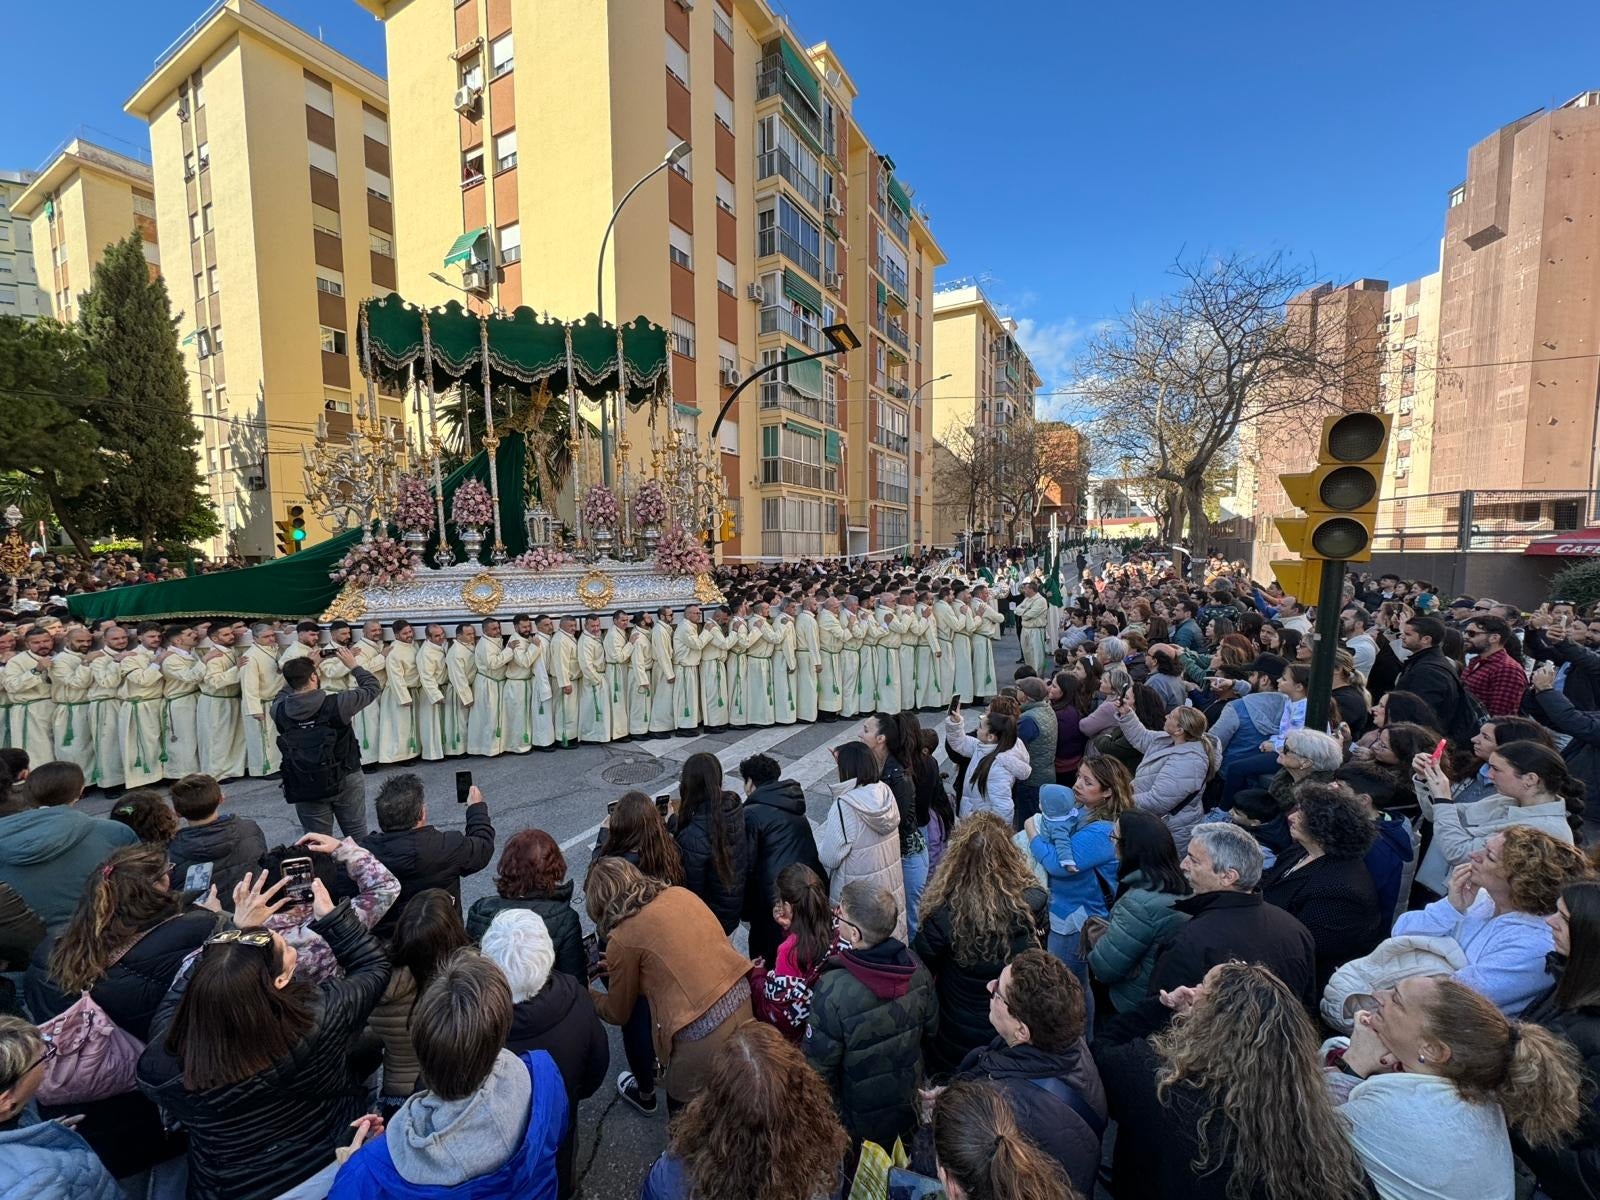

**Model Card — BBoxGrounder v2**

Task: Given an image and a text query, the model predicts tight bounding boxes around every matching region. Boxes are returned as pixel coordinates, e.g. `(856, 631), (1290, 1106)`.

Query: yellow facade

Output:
(361, 0), (944, 562)
(15, 141), (159, 323)
(125, 0), (398, 560)
(1379, 272), (1446, 541)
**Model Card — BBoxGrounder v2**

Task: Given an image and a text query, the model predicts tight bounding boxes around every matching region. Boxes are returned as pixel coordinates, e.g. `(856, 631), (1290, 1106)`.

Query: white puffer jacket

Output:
(1320, 933), (1467, 1032)
(814, 780), (907, 942)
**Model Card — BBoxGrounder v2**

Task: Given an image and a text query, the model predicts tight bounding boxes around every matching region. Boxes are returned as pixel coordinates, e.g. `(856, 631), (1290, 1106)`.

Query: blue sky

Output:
(8, 0), (1600, 419)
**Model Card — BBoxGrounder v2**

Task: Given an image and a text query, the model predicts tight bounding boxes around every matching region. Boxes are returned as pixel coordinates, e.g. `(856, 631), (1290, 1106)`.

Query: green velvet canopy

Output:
(66, 435), (529, 623)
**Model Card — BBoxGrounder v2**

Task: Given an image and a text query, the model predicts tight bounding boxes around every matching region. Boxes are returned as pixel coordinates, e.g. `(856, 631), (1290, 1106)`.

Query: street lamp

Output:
(594, 139), (691, 486)
(428, 271), (504, 316)
(709, 322), (860, 444)
(912, 372), (953, 402)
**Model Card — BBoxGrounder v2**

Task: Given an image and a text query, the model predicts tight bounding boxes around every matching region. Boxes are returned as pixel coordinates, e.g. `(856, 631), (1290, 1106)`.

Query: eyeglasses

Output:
(20, 1039), (59, 1078)
(206, 928), (275, 950)
(986, 977), (1011, 1009)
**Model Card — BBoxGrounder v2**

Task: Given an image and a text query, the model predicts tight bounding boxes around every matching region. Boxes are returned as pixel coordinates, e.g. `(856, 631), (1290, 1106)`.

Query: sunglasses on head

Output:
(206, 928), (275, 950)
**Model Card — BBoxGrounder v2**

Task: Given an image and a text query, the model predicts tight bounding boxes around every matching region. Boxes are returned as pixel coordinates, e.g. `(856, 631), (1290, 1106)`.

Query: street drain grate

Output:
(601, 759), (665, 787)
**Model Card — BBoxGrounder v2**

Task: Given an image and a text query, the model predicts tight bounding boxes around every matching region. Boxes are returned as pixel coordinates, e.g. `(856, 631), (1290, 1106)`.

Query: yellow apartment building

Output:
(929, 284), (1043, 545)
(0, 170), (47, 320)
(357, 0), (944, 561)
(125, 0), (400, 559)
(14, 140), (160, 323)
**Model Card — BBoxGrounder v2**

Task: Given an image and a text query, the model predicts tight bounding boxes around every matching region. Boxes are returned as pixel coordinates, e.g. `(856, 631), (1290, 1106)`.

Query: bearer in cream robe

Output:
(855, 600), (881, 715)
(49, 627), (96, 778)
(240, 623), (284, 776)
(0, 637), (13, 750)
(417, 625), (451, 761)
(86, 626), (128, 789)
(351, 622), (387, 766)
(5, 629), (57, 770)
(817, 600), (846, 720)
(160, 627), (206, 779)
(1016, 583), (1049, 676)
(577, 617), (611, 744)
(197, 627), (246, 782)
(649, 610), (678, 736)
(445, 624), (478, 757)
(932, 591), (963, 704)
(742, 609), (778, 727)
(118, 626), (166, 788)
(874, 600), (903, 714)
(550, 618), (581, 747)
(603, 613), (634, 741)
(502, 615), (539, 755)
(726, 612), (752, 728)
(971, 586), (1002, 700)
(526, 619), (557, 749)
(627, 620), (653, 738)
(378, 620), (421, 764)
(951, 588), (978, 706)
(469, 619), (511, 757)
(771, 603), (798, 725)
(838, 603), (862, 721)
(673, 607), (705, 732)
(794, 599), (822, 723)
(698, 613), (731, 730)
(894, 594), (921, 710)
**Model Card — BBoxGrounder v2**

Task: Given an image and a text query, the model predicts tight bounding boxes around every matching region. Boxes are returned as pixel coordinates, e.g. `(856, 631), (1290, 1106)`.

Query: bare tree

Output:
(993, 413), (1056, 544)
(1076, 250), (1383, 551)
(934, 423), (997, 544)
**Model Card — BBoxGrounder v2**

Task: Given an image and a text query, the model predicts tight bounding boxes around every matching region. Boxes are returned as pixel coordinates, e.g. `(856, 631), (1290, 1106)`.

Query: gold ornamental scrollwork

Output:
(575, 569), (616, 610)
(320, 581), (368, 623)
(0, 533), (31, 577)
(693, 573), (725, 606)
(462, 572), (506, 615)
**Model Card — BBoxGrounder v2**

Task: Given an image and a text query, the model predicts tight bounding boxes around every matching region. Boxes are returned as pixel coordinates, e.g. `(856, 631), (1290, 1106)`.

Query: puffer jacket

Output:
(1113, 711), (1212, 853)
(803, 937), (938, 1149)
(368, 965), (422, 1102)
(673, 790), (749, 934)
(914, 887), (1048, 1077)
(1320, 933), (1467, 1033)
(0, 1118), (122, 1200)
(740, 779), (825, 965)
(137, 902), (392, 1200)
(465, 883), (586, 981)
(1087, 870), (1190, 1012)
(1018, 700), (1058, 788)
(945, 726), (1032, 825)
(815, 781), (906, 942)
(166, 813), (268, 900)
(1517, 960), (1600, 1200)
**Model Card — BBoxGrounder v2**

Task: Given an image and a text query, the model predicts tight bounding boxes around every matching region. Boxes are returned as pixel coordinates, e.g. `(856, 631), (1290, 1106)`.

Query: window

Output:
(212, 325), (223, 352)
(718, 337), (739, 375)
(316, 267), (345, 296)
(194, 272), (205, 301)
(188, 211), (200, 240)
(312, 203), (341, 236)
(668, 225), (693, 270)
(1448, 184), (1466, 208)
(462, 147), (485, 184)
(304, 76), (335, 116)
(184, 152), (196, 177)
(671, 316), (696, 358)
(201, 204), (214, 232)
(207, 266), (219, 293)
(716, 255), (736, 296)
(193, 77), (206, 108)
(713, 6), (734, 44)
(309, 142), (338, 177)
(714, 88), (734, 130)
(196, 141), (210, 169)
(498, 222), (520, 264)
(133, 193), (156, 218)
(320, 325), (348, 354)
(716, 173), (735, 215)
(0, 284), (16, 307)
(668, 133), (691, 180)
(490, 33), (514, 77)
(0, 258), (10, 277)
(196, 329), (212, 358)
(494, 129), (517, 172)
(370, 231), (394, 257)
(365, 168), (391, 200)
(665, 33), (690, 86)
(459, 57), (483, 91)
(326, 394), (352, 414)
(363, 109), (388, 145)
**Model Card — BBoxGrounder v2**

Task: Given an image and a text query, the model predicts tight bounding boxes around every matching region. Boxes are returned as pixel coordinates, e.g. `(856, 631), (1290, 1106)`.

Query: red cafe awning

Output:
(1526, 529), (1600, 556)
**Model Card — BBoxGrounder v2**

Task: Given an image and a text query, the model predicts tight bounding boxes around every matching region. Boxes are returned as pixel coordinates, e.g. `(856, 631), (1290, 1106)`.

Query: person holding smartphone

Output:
(270, 647), (381, 839)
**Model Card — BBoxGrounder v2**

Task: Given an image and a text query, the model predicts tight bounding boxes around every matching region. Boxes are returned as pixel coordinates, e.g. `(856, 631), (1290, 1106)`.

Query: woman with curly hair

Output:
(107, 789), (178, 845)
(1328, 975), (1584, 1200)
(1095, 961), (1368, 1200)
(1391, 824), (1592, 1015)
(1262, 782), (1383, 991)
(933, 1079), (1072, 1200)
(914, 813), (1047, 1075)
(641, 1020), (848, 1200)
(465, 828), (584, 978)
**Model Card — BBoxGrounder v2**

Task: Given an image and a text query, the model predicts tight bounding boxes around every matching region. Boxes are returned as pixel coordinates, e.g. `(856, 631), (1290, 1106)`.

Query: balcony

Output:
(879, 259), (909, 302)
(884, 203), (910, 246)
(756, 148), (821, 212)
(759, 381), (838, 427)
(872, 427), (910, 456)
(756, 63), (823, 147)
(885, 319), (910, 353)
(757, 228), (821, 280)
(885, 378), (910, 400)
(760, 305), (823, 350)
(875, 481), (910, 505)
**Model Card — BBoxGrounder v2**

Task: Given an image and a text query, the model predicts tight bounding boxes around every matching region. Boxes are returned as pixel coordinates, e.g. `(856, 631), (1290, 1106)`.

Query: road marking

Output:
(560, 821), (603, 853)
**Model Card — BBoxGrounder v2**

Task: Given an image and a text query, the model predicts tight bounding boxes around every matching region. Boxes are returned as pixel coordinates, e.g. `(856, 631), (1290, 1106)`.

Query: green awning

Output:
(674, 402), (699, 419)
(876, 280), (887, 306)
(785, 346), (823, 397)
(779, 40), (821, 111)
(783, 419), (820, 438)
(782, 268), (822, 316)
(443, 227), (488, 267)
(824, 429), (841, 463)
(824, 219), (840, 239)
(887, 176), (912, 216)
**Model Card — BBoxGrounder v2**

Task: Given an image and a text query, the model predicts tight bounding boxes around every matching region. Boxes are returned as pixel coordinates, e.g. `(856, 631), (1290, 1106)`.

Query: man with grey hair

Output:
(1102, 822), (1317, 1040)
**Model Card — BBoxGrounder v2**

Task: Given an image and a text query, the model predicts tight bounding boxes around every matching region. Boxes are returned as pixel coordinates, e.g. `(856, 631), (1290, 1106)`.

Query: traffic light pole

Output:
(1304, 557), (1347, 733)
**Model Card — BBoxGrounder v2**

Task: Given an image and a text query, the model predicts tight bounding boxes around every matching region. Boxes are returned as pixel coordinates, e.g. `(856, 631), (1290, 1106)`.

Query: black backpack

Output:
(273, 694), (352, 804)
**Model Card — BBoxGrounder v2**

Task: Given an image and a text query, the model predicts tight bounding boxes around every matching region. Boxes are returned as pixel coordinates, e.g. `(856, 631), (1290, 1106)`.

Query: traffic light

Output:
(1272, 411), (1392, 599)
(277, 505), (307, 556)
(719, 507), (736, 544)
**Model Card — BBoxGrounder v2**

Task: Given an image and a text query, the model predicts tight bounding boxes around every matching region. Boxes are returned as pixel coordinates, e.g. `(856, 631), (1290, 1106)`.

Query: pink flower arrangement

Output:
(513, 546), (571, 572)
(395, 475), (435, 533)
(632, 479), (668, 527)
(330, 535), (420, 588)
(583, 484), (619, 530)
(654, 520), (711, 577)
(451, 479), (494, 527)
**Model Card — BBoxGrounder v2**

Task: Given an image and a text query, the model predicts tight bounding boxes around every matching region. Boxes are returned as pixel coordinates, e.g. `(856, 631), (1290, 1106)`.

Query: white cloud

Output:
(1012, 315), (1093, 424)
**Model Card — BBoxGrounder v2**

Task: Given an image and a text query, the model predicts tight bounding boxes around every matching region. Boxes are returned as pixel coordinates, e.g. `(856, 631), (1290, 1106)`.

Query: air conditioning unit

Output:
(720, 365), (741, 386)
(825, 270), (843, 292)
(825, 194), (843, 216)
(461, 266), (492, 292)
(746, 282), (765, 302)
(177, 105), (190, 122)
(674, 0), (694, 8)
(453, 86), (482, 115)
(245, 473), (266, 492)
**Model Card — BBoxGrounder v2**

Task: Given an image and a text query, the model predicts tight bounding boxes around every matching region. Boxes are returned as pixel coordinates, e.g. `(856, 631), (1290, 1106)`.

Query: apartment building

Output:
(358, 0), (944, 561)
(125, 0), (399, 558)
(14, 140), (159, 323)
(1377, 272), (1444, 535)
(929, 284), (1044, 545)
(0, 170), (47, 320)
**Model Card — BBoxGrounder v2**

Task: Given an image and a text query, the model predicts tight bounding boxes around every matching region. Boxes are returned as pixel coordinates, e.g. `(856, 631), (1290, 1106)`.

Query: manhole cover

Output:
(601, 759), (664, 787)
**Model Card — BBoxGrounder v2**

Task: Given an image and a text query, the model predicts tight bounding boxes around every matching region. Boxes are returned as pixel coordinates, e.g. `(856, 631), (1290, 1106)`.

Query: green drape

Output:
(66, 433), (529, 623)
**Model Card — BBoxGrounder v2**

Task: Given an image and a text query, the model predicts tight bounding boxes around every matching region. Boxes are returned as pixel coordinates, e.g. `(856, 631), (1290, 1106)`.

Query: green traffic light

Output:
(291, 528), (306, 541)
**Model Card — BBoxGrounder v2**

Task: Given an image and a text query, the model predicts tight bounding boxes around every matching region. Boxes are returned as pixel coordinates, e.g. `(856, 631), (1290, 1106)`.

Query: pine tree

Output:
(77, 233), (219, 555)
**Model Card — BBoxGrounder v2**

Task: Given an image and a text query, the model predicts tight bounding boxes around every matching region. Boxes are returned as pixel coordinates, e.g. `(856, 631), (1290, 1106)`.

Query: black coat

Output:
(741, 779), (825, 964)
(360, 804), (496, 938)
(167, 814), (268, 902)
(954, 1039), (1106, 1199)
(1395, 646), (1472, 741)
(505, 969), (609, 1200)
(1261, 850), (1384, 993)
(912, 887), (1048, 1077)
(466, 881), (586, 981)
(673, 791), (749, 935)
(1527, 629), (1600, 712)
(1532, 685), (1600, 825)
(0, 880), (43, 972)
(1517, 962), (1600, 1200)
(136, 902), (391, 1200)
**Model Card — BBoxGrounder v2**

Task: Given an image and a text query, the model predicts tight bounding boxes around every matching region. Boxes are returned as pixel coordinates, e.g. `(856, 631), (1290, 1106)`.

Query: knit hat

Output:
(1039, 783), (1076, 820)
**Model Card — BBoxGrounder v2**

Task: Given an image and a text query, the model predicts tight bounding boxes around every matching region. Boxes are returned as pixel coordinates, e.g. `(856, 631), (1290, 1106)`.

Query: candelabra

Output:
(651, 410), (727, 539)
(301, 390), (408, 540)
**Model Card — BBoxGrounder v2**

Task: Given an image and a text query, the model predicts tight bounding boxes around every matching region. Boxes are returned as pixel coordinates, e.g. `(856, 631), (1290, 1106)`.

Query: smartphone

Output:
(582, 931), (603, 981)
(318, 646), (339, 658)
(1561, 613), (1573, 629)
(1429, 738), (1447, 766)
(948, 693), (962, 716)
(455, 769), (473, 804)
(281, 856), (315, 905)
(606, 799), (619, 816)
(655, 793), (672, 816)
